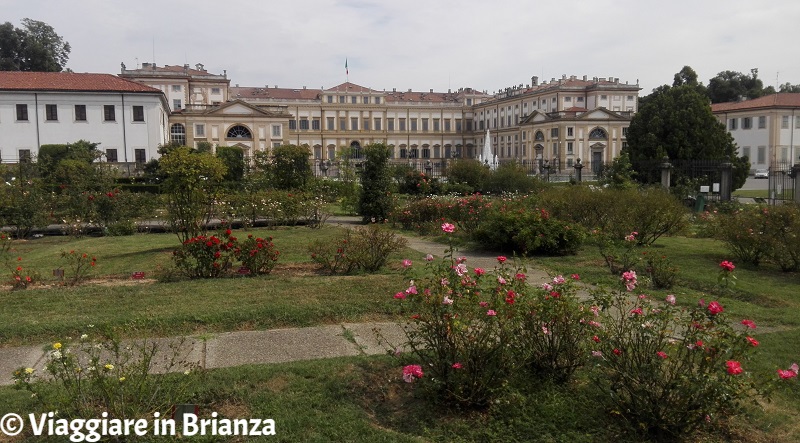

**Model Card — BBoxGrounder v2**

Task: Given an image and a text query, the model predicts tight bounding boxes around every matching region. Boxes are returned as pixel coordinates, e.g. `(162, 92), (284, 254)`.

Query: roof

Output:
(324, 82), (380, 93)
(0, 71), (163, 94)
(711, 93), (800, 112)
(384, 90), (461, 103)
(230, 86), (322, 100)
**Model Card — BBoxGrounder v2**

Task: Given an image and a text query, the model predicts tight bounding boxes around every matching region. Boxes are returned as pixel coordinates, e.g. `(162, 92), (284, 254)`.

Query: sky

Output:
(4, 0), (800, 96)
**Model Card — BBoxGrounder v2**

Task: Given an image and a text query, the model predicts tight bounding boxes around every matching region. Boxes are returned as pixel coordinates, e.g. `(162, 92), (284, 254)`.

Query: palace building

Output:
(1, 63), (640, 175)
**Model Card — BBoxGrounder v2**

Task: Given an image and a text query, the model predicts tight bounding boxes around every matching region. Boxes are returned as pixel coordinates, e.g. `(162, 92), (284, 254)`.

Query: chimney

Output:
(408, 88), (412, 92)
(183, 64), (189, 72)
(142, 62), (151, 68)
(303, 86), (306, 89)
(393, 88), (396, 92)
(583, 75), (587, 81)
(274, 85), (278, 88)
(430, 88), (433, 93)
(531, 76), (538, 86)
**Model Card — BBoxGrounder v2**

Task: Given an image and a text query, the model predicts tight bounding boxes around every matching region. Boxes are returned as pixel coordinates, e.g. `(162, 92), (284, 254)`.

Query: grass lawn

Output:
(0, 225), (411, 346)
(1, 225), (799, 441)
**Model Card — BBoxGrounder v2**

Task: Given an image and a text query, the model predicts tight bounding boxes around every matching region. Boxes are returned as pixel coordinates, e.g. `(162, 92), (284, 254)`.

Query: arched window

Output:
(534, 130), (545, 141)
(170, 123), (186, 146)
(589, 127), (608, 139)
(399, 148), (408, 159)
(350, 141), (362, 159)
(422, 147), (431, 158)
(409, 148), (419, 158)
(226, 125), (252, 139)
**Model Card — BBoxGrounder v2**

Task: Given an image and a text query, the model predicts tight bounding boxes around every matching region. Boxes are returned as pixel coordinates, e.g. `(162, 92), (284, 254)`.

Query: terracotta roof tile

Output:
(230, 86), (321, 100)
(324, 82), (380, 93)
(711, 93), (800, 112)
(0, 72), (162, 93)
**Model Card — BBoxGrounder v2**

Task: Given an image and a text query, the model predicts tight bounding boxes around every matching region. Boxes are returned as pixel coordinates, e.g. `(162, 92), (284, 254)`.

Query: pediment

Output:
(205, 99), (271, 116)
(579, 107), (625, 120)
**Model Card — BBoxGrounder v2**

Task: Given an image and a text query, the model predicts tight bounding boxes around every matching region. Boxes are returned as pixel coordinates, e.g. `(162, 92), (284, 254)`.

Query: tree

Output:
(672, 65), (700, 87)
(445, 158), (491, 193)
(215, 145), (245, 184)
(358, 143), (393, 223)
(778, 82), (800, 93)
(625, 84), (748, 190)
(271, 144), (312, 190)
(598, 151), (637, 189)
(707, 68), (771, 103)
(0, 19), (71, 72)
(159, 147), (227, 243)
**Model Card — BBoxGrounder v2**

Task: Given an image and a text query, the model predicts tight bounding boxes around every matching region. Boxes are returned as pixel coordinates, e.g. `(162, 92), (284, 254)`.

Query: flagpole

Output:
(345, 58), (349, 83)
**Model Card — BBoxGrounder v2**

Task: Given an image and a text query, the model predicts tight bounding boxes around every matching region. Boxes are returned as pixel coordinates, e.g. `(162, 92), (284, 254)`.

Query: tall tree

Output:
(358, 143), (393, 223)
(778, 82), (800, 93)
(0, 18), (71, 72)
(707, 68), (770, 103)
(625, 85), (748, 190)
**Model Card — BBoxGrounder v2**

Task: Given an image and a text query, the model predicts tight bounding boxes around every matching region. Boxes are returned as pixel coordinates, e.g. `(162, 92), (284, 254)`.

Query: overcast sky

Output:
(5, 0), (799, 96)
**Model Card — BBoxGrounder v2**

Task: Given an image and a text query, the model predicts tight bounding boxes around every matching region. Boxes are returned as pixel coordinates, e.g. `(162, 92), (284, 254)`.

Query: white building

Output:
(711, 93), (800, 169)
(0, 71), (170, 169)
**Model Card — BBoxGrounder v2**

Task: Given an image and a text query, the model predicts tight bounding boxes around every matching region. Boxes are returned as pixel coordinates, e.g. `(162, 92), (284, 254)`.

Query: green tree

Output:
(445, 158), (491, 193)
(0, 19), (70, 72)
(625, 85), (748, 190)
(672, 65), (700, 87)
(159, 147), (227, 243)
(778, 82), (800, 93)
(271, 144), (312, 190)
(358, 143), (393, 223)
(38, 140), (101, 183)
(215, 145), (245, 184)
(707, 68), (772, 103)
(598, 151), (637, 189)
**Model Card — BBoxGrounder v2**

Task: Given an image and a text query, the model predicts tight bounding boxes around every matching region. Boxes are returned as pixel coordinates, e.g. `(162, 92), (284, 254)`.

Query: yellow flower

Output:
(53, 343), (62, 350)
(24, 367), (34, 374)
(104, 364), (114, 371)
(118, 377), (125, 382)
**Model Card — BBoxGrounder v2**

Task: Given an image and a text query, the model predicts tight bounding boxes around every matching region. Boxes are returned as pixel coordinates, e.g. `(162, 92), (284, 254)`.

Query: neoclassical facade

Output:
(120, 64), (640, 173)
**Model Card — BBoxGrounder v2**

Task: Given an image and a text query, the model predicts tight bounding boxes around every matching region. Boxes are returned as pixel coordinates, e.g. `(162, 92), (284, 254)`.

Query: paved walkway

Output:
(0, 217), (558, 386)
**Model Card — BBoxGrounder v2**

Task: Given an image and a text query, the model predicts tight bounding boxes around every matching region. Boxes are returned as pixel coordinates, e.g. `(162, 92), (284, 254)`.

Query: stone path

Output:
(0, 217), (560, 386)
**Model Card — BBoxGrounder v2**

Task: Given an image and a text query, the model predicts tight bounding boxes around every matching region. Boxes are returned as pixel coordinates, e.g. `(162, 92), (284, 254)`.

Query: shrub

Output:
(713, 206), (770, 266)
(389, 196), (448, 234)
(308, 225), (406, 274)
(13, 328), (200, 421)
(483, 162), (541, 194)
(397, 170), (443, 195)
(444, 158), (490, 193)
(59, 250), (97, 286)
(236, 234), (280, 275)
(590, 279), (761, 440)
(761, 204), (800, 272)
(173, 232), (237, 279)
(358, 143), (394, 223)
(642, 250), (679, 289)
(472, 205), (585, 256)
(518, 274), (592, 382)
(393, 234), (528, 407)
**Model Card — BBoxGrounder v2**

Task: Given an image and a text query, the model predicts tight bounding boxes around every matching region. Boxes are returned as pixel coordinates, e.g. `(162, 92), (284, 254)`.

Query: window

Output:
(422, 147), (430, 158)
(433, 119), (440, 131)
(374, 97), (380, 104)
(422, 118), (429, 131)
(757, 146), (766, 164)
(299, 119), (309, 130)
(577, 97), (584, 103)
(288, 120), (297, 130)
(399, 118), (406, 131)
(553, 143), (558, 155)
(410, 119), (418, 131)
(387, 118), (394, 131)
(466, 120), (472, 131)
(552, 97), (557, 103)
(743, 117), (752, 129)
(363, 96), (370, 104)
(45, 104), (58, 121)
(327, 117), (335, 130)
(456, 119), (462, 132)
(227, 125), (252, 138)
(312, 119), (320, 130)
(373, 118), (381, 131)
(567, 127), (574, 137)
(338, 96), (345, 103)
(327, 96), (333, 103)
(273, 142), (281, 148)
(567, 142), (574, 154)
(74, 105), (87, 121)
(363, 119), (369, 131)
(195, 124), (205, 137)
(781, 116), (789, 129)
(339, 119), (346, 130)
(132, 106), (144, 122)
(729, 118), (738, 130)
(271, 125), (282, 137)
(16, 104), (28, 121)
(622, 127), (629, 137)
(170, 124), (186, 145)
(565, 96), (572, 102)
(211, 87), (221, 94)
(534, 131), (544, 141)
(134, 149), (146, 164)
(106, 149), (118, 162)
(104, 105), (116, 121)
(600, 95), (608, 100)
(173, 99), (182, 110)
(444, 119), (451, 132)
(796, 116), (800, 129)
(613, 95), (621, 101)
(172, 85), (182, 92)
(19, 149), (32, 162)
(351, 117), (358, 130)
(351, 96), (357, 104)
(551, 128), (559, 137)
(589, 127), (607, 139)
(742, 147), (751, 160)
(466, 98), (472, 106)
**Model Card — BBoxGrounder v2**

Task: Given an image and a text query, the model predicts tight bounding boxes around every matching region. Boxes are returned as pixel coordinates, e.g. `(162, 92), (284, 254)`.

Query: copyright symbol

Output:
(0, 413), (23, 436)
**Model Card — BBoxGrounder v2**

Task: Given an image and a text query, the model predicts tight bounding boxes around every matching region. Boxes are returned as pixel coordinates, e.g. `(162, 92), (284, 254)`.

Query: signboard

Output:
(131, 272), (146, 279)
(699, 185), (710, 193)
(237, 266), (251, 275)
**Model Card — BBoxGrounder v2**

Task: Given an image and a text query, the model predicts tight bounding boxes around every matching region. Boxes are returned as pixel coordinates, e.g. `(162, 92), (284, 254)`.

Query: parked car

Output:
(754, 169), (769, 179)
